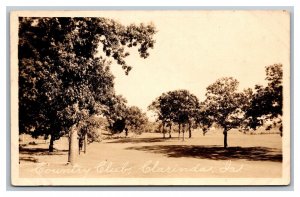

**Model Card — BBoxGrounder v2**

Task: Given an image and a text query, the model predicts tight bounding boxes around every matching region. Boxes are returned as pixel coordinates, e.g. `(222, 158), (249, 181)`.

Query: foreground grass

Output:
(19, 130), (282, 178)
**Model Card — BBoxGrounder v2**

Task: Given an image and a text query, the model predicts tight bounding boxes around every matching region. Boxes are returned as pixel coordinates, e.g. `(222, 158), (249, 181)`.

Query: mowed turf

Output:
(19, 129), (282, 178)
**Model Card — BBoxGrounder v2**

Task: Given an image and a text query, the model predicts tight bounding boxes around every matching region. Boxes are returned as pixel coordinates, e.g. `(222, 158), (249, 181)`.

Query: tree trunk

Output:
(223, 129), (228, 148)
(79, 139), (81, 155)
(182, 125), (185, 141)
(162, 123), (165, 138)
(178, 124), (181, 140)
(125, 128), (128, 137)
(280, 125), (283, 137)
(188, 123), (192, 138)
(49, 134), (54, 152)
(169, 124), (172, 138)
(68, 126), (78, 165)
(84, 132), (88, 154)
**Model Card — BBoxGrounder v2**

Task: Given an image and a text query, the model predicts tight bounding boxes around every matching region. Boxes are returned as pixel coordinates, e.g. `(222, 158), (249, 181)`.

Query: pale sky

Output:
(96, 11), (290, 117)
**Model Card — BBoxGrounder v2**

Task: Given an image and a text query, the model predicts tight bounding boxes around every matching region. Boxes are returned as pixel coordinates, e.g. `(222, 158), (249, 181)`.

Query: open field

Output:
(19, 129), (282, 178)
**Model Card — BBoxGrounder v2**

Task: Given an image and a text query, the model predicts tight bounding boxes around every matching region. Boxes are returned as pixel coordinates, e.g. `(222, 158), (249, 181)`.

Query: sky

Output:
(95, 10), (290, 118)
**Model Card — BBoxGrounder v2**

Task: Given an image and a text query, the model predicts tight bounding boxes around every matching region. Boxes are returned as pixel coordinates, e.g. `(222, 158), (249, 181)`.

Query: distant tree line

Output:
(148, 64), (283, 148)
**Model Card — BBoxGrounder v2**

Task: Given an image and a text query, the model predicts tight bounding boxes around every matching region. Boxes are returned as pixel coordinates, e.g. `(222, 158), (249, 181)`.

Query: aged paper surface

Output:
(11, 10), (290, 186)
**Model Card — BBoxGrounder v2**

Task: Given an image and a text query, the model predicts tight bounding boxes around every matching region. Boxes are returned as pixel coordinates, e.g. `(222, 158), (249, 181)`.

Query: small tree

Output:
(196, 108), (213, 136)
(201, 77), (246, 148)
(125, 106), (149, 135)
(104, 97), (148, 136)
(77, 115), (103, 154)
(103, 94), (128, 134)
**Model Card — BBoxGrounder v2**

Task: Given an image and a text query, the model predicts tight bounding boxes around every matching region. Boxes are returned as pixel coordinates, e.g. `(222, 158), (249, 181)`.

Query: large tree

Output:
(19, 17), (156, 164)
(148, 92), (174, 138)
(201, 77), (247, 148)
(149, 90), (200, 140)
(244, 64), (283, 135)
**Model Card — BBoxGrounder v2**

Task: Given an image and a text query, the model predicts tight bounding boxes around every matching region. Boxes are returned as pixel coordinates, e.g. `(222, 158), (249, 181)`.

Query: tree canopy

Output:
(200, 77), (247, 148)
(125, 106), (149, 135)
(103, 94), (148, 136)
(19, 17), (156, 158)
(244, 64), (283, 134)
(148, 89), (200, 140)
(102, 94), (128, 133)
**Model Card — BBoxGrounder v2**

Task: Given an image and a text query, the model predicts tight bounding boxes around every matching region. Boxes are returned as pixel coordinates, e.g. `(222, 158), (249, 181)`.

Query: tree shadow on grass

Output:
(126, 145), (282, 162)
(107, 137), (172, 144)
(19, 147), (68, 156)
(19, 156), (38, 163)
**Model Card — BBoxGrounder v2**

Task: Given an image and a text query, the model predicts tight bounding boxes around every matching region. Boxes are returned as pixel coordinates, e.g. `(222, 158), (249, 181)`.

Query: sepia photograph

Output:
(10, 10), (290, 186)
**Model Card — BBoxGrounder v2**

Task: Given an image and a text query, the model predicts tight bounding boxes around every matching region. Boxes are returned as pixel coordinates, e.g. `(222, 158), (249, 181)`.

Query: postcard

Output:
(10, 10), (290, 186)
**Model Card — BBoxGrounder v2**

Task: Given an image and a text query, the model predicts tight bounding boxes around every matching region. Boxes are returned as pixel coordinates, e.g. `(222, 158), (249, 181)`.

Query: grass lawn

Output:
(19, 129), (282, 178)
